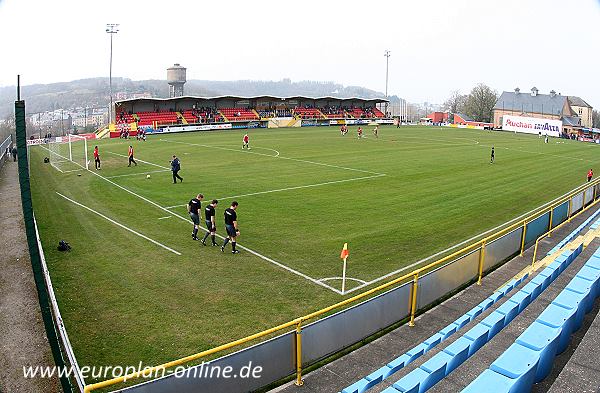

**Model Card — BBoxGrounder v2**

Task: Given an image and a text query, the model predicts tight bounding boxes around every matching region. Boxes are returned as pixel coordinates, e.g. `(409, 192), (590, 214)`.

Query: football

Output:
(146, 174), (151, 179)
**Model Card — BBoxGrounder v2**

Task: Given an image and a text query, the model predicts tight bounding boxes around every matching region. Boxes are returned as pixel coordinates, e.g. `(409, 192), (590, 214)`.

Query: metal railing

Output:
(79, 177), (600, 392)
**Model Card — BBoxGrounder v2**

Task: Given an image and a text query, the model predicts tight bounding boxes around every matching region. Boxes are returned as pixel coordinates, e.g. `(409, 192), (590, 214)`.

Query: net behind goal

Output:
(49, 135), (89, 172)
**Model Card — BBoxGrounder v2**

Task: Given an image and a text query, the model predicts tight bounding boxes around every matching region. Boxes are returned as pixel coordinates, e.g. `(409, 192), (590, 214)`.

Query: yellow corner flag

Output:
(340, 243), (349, 260)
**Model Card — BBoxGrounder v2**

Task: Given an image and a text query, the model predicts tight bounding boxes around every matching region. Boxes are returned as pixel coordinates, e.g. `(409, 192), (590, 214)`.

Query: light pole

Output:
(384, 50), (391, 117)
(106, 23), (119, 124)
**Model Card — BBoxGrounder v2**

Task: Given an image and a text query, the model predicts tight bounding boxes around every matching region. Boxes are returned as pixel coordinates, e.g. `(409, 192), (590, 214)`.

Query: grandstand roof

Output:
(115, 95), (389, 105)
(494, 91), (567, 116)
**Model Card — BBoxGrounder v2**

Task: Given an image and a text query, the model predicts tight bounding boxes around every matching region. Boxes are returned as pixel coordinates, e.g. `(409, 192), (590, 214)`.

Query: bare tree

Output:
(463, 83), (498, 123)
(443, 90), (467, 114)
(593, 109), (600, 128)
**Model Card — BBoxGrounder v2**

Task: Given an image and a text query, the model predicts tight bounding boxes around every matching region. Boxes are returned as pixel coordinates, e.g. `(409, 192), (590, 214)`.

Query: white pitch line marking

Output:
(56, 192), (182, 256)
(318, 277), (367, 284)
(163, 173), (386, 209)
(160, 139), (383, 175)
(78, 165), (342, 294)
(341, 179), (598, 295)
(106, 151), (171, 170)
(105, 169), (171, 179)
(158, 216), (172, 220)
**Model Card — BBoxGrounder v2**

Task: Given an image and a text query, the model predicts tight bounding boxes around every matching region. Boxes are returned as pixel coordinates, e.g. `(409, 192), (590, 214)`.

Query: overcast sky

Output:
(1, 0), (599, 107)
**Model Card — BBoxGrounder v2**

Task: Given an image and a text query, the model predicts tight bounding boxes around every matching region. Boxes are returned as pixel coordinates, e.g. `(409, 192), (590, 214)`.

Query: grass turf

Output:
(28, 125), (600, 381)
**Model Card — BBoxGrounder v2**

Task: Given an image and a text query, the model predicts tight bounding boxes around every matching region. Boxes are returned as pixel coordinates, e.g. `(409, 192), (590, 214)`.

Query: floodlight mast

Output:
(106, 23), (119, 124)
(384, 50), (391, 116)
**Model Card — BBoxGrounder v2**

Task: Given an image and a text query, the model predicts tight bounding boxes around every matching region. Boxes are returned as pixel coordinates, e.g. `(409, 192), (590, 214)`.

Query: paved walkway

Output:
(0, 159), (58, 392)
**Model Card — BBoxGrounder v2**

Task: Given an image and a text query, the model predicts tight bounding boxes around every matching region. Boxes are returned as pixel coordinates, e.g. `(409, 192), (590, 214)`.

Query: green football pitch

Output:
(28, 125), (600, 374)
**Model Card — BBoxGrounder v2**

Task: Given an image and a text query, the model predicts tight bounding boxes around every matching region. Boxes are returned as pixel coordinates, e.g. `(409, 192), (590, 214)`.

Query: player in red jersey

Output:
(93, 146), (101, 170)
(588, 169), (593, 182)
(242, 133), (250, 150)
(357, 127), (363, 139)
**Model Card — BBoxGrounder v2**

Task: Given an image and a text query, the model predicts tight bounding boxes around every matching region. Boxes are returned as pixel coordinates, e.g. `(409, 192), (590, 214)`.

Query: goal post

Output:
(48, 134), (89, 172)
(67, 134), (89, 170)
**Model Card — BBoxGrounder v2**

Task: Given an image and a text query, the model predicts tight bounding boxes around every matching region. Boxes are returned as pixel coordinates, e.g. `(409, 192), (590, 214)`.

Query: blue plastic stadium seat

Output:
(342, 379), (370, 393)
(406, 343), (428, 364)
(547, 261), (562, 280)
(462, 369), (516, 393)
(566, 277), (595, 313)
(439, 323), (457, 340)
(490, 343), (539, 393)
(442, 337), (471, 374)
(454, 314), (471, 330)
(387, 354), (410, 375)
(464, 324), (490, 356)
(477, 297), (494, 312)
(423, 333), (443, 352)
(537, 303), (577, 353)
(480, 311), (506, 339)
(530, 272), (551, 292)
(489, 291), (504, 303)
(418, 355), (449, 391)
(509, 291), (531, 313)
(515, 321), (561, 383)
(577, 265), (600, 296)
(520, 281), (542, 302)
(552, 290), (587, 331)
(586, 256), (600, 270)
(496, 300), (520, 324)
(392, 367), (429, 393)
(466, 305), (483, 321)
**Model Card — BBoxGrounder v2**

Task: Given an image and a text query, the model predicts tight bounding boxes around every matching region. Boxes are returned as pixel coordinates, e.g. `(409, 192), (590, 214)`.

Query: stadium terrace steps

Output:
(544, 298), (600, 392)
(427, 238), (600, 393)
(270, 206), (600, 393)
(462, 240), (600, 393)
(366, 243), (584, 393)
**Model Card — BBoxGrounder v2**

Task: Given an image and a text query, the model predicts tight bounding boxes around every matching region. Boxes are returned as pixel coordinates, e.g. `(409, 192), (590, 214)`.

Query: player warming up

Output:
(588, 169), (593, 182)
(201, 199), (219, 246)
(170, 155), (183, 183)
(357, 127), (363, 139)
(221, 201), (240, 254)
(373, 125), (379, 138)
(127, 145), (137, 167)
(490, 146), (495, 163)
(188, 193), (204, 240)
(242, 133), (250, 150)
(93, 146), (101, 170)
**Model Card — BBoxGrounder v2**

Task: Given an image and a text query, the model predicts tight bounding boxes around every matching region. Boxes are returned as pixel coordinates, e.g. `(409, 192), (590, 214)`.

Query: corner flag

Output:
(340, 243), (349, 260)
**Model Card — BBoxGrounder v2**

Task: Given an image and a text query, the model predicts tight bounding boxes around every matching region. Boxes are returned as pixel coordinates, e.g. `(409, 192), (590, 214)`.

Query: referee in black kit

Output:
(188, 194), (203, 240)
(221, 201), (240, 254)
(201, 199), (219, 246)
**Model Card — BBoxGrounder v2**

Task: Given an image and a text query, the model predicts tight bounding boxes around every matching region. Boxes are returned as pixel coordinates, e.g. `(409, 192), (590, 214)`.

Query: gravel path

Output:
(0, 159), (59, 392)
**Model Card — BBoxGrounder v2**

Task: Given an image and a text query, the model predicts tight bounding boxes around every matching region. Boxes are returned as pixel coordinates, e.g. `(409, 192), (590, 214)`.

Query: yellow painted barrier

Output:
(84, 178), (600, 392)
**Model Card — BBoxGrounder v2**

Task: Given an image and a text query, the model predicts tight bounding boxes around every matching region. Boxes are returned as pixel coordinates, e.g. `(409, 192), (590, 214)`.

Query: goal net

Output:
(48, 134), (89, 172)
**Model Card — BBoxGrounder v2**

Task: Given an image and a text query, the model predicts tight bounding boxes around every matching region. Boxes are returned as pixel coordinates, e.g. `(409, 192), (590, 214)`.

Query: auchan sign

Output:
(502, 115), (562, 137)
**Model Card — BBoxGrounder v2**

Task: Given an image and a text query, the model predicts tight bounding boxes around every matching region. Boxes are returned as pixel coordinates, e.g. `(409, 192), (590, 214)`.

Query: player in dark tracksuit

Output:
(490, 147), (495, 163)
(188, 194), (203, 240)
(171, 155), (183, 184)
(221, 201), (240, 254)
(201, 199), (219, 246)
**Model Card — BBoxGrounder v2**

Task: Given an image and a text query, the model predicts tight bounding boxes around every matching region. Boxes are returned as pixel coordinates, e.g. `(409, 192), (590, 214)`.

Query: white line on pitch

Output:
(106, 151), (171, 170)
(104, 169), (171, 179)
(62, 168), (84, 173)
(55, 192), (182, 255)
(160, 139), (383, 175)
(341, 180), (599, 295)
(163, 174), (386, 209)
(81, 167), (342, 294)
(317, 277), (367, 284)
(158, 216), (172, 220)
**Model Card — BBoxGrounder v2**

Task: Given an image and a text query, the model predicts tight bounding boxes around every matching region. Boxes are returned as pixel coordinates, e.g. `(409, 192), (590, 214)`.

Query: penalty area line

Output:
(163, 173), (386, 209)
(82, 167), (342, 294)
(106, 151), (171, 170)
(55, 192), (182, 256)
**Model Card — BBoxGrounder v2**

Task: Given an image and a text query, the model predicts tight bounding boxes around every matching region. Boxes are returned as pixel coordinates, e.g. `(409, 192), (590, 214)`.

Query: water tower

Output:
(167, 63), (186, 97)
